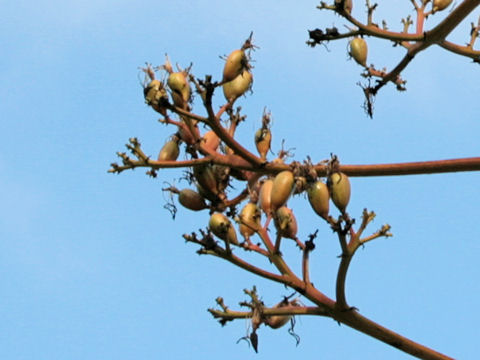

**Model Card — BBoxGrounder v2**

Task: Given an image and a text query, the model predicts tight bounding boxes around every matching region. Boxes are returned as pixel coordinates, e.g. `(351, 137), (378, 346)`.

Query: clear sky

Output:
(1, 1), (479, 359)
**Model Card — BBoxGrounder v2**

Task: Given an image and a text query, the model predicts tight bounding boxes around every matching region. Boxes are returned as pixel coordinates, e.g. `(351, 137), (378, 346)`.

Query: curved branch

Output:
(438, 40), (480, 60)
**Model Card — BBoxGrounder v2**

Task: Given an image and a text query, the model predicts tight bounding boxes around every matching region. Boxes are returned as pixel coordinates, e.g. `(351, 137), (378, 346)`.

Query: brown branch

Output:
(335, 157), (480, 177)
(438, 39), (480, 61)
(209, 305), (330, 320)
(200, 247), (288, 285)
(333, 310), (454, 360)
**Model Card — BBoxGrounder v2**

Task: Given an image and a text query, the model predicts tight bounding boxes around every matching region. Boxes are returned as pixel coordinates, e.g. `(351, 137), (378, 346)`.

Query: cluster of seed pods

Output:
(142, 42), (352, 255)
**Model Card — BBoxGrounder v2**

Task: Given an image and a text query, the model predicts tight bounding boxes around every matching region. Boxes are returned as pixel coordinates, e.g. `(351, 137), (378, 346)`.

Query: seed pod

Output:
(193, 165), (219, 200)
(209, 213), (238, 245)
(167, 71), (190, 109)
(258, 179), (274, 215)
(328, 172), (351, 212)
(238, 202), (261, 240)
(223, 49), (247, 83)
(266, 300), (292, 329)
(349, 37), (368, 67)
(307, 181), (330, 219)
(144, 79), (162, 104)
(271, 171), (295, 211)
(202, 130), (220, 152)
(223, 70), (253, 102)
(144, 80), (168, 115)
(158, 137), (180, 161)
(254, 128), (272, 159)
(274, 206), (297, 239)
(178, 189), (207, 211)
(433, 0), (452, 11)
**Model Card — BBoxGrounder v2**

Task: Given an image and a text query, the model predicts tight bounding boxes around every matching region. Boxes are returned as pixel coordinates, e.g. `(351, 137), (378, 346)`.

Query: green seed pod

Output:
(178, 189), (207, 211)
(167, 71), (190, 109)
(238, 202), (261, 240)
(307, 181), (330, 219)
(223, 70), (253, 102)
(258, 179), (274, 215)
(349, 37), (368, 67)
(328, 172), (351, 213)
(271, 171), (295, 211)
(209, 213), (238, 245)
(193, 165), (219, 200)
(223, 49), (247, 83)
(203, 130), (220, 152)
(433, 0), (452, 11)
(254, 128), (272, 159)
(158, 138), (180, 161)
(274, 206), (297, 239)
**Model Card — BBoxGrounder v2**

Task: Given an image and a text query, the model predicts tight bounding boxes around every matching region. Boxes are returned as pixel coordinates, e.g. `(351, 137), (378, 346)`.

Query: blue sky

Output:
(1, 1), (479, 359)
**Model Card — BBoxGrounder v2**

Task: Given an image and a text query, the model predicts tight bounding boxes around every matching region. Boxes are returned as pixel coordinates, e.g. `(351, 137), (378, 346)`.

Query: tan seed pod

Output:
(274, 206), (297, 239)
(144, 80), (168, 115)
(271, 171), (295, 211)
(265, 300), (295, 329)
(178, 189), (207, 211)
(209, 213), (238, 245)
(193, 165), (219, 200)
(158, 138), (180, 161)
(144, 79), (161, 104)
(328, 172), (351, 213)
(238, 202), (261, 240)
(433, 0), (452, 11)
(167, 71), (190, 108)
(223, 49), (247, 83)
(307, 181), (330, 219)
(258, 179), (274, 215)
(202, 130), (221, 152)
(223, 70), (253, 102)
(349, 37), (368, 67)
(254, 128), (272, 159)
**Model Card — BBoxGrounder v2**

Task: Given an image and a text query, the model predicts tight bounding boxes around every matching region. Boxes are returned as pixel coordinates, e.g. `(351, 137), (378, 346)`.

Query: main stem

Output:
(304, 287), (452, 360)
